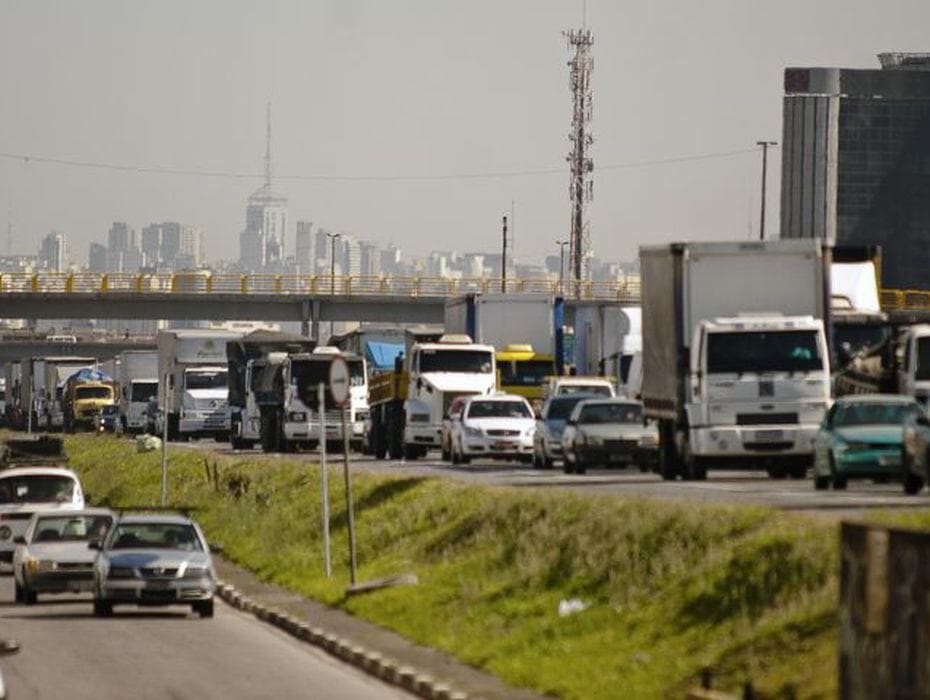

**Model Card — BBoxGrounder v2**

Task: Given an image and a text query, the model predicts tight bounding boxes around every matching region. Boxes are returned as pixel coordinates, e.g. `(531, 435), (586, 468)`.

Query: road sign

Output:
(328, 356), (351, 407)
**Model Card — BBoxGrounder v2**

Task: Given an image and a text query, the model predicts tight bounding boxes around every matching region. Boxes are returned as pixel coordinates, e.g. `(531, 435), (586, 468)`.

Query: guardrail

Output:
(879, 288), (930, 311)
(0, 272), (642, 302)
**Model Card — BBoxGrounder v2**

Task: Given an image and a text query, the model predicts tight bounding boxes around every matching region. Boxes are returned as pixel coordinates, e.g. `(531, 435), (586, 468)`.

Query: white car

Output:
(562, 398), (658, 474)
(450, 395), (536, 464)
(12, 508), (114, 604)
(0, 467), (85, 565)
(548, 376), (616, 398)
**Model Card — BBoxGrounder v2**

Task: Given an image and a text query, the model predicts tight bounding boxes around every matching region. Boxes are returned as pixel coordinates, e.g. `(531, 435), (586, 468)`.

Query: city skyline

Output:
(3, 2), (930, 266)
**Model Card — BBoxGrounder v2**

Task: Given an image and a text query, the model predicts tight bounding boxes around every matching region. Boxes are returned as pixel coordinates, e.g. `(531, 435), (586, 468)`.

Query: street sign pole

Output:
(318, 382), (331, 577)
(328, 356), (357, 586)
(161, 372), (169, 506)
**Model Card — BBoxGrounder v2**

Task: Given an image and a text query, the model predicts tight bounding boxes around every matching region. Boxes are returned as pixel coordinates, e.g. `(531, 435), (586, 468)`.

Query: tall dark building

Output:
(780, 53), (930, 288)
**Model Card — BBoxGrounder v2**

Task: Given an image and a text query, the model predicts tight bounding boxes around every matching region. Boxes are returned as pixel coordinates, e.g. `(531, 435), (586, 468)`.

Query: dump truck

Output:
(63, 369), (117, 432)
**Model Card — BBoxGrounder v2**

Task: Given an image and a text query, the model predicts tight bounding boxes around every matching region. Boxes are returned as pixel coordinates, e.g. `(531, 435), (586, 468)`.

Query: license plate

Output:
(146, 581), (172, 591)
(879, 455), (900, 467)
(493, 441), (515, 450)
(755, 430), (784, 442)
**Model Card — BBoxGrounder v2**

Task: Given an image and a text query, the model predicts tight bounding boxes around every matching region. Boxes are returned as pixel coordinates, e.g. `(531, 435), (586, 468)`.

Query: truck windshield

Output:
(348, 359), (366, 387)
(499, 359), (553, 387)
(706, 331), (823, 374)
(185, 370), (228, 390)
(420, 350), (493, 374)
(291, 360), (336, 410)
(131, 382), (158, 402)
(75, 387), (112, 399)
(916, 337), (930, 381)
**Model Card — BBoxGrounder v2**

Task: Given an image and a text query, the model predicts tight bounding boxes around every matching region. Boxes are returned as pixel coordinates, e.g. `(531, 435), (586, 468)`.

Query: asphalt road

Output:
(0, 575), (409, 700)
(188, 442), (930, 518)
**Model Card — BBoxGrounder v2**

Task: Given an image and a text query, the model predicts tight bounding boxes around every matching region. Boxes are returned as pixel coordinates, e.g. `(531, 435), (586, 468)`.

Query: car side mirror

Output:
(209, 542), (224, 555)
(12, 536), (25, 545)
(88, 540), (101, 550)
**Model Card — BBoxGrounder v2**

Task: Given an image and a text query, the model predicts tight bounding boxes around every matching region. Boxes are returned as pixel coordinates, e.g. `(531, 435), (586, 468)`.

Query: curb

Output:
(214, 580), (471, 700)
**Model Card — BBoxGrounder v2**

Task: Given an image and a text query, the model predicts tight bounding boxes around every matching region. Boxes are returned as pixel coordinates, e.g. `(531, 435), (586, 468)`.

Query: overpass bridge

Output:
(0, 335), (156, 363)
(0, 272), (642, 335)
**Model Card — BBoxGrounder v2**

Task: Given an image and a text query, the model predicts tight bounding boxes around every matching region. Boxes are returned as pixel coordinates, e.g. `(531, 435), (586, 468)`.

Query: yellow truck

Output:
(63, 371), (116, 432)
(496, 344), (556, 406)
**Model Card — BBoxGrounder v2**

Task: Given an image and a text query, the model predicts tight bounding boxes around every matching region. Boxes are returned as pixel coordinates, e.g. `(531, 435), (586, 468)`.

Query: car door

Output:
(814, 404), (837, 472)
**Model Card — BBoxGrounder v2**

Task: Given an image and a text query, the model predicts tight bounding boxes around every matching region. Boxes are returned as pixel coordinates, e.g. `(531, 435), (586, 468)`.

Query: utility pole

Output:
(326, 232), (341, 341)
(555, 239), (569, 296)
(501, 215), (508, 293)
(565, 27), (594, 295)
(756, 140), (777, 241)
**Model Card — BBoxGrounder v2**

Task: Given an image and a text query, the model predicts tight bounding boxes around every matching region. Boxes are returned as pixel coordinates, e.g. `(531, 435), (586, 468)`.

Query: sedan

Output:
(813, 394), (924, 490)
(531, 393), (599, 469)
(562, 399), (657, 474)
(92, 513), (217, 618)
(450, 395), (536, 464)
(13, 508), (114, 604)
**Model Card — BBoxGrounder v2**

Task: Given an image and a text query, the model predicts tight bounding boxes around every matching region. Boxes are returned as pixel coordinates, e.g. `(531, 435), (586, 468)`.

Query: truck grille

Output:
(603, 439), (637, 450)
(486, 429), (520, 437)
(736, 413), (798, 426)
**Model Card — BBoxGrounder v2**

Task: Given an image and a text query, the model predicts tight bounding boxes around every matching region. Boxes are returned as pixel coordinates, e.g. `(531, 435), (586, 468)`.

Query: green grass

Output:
(66, 435), (838, 699)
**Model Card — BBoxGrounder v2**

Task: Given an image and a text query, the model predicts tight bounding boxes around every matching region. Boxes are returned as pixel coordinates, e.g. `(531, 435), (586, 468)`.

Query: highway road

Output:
(0, 575), (409, 700)
(189, 443), (930, 517)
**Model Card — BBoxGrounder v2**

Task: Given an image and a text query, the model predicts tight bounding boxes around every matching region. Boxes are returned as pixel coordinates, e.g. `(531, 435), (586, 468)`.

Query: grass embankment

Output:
(66, 435), (837, 699)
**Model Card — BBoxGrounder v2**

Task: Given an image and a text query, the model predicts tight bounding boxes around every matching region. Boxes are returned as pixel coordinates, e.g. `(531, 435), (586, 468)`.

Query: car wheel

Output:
(451, 443), (461, 465)
(904, 472), (924, 495)
(532, 448), (542, 469)
(832, 475), (848, 490)
(13, 581), (23, 604)
(23, 587), (36, 606)
(441, 443), (451, 462)
(193, 599), (214, 619)
(814, 475), (830, 490)
(93, 598), (113, 617)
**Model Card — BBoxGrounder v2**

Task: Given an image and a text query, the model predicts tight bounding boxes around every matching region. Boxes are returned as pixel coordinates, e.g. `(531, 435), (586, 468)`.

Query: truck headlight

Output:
(288, 412), (307, 422)
(639, 434), (659, 447)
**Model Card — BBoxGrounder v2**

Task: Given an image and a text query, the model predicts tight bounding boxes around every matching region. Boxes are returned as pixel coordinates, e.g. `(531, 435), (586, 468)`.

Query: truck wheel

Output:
(658, 421), (681, 480)
(403, 444), (420, 461)
(814, 475), (830, 490)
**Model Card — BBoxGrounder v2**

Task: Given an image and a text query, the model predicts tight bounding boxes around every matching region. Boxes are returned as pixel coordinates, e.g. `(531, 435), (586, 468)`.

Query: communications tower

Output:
(565, 28), (594, 288)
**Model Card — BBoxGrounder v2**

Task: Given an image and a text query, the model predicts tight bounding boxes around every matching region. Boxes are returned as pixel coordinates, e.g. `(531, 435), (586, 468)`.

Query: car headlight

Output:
(183, 565), (211, 580)
(464, 426), (483, 438)
(835, 441), (869, 453)
(639, 434), (658, 447)
(0, 526), (11, 541)
(523, 426), (535, 437)
(288, 412), (307, 422)
(576, 432), (588, 445)
(36, 560), (57, 572)
(107, 566), (137, 579)
(588, 435), (604, 446)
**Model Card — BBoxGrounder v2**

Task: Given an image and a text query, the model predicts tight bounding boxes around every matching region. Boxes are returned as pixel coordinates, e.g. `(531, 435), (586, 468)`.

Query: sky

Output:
(2, 0), (930, 267)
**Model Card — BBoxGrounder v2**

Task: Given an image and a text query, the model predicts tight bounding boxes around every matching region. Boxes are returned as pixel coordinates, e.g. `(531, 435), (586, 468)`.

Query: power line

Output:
(0, 146), (759, 184)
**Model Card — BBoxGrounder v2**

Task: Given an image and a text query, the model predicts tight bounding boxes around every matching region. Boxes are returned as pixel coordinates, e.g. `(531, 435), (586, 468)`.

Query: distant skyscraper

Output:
(380, 245), (402, 274)
(38, 232), (67, 272)
(781, 52), (930, 288)
(88, 243), (107, 272)
(342, 235), (361, 277)
(141, 224), (162, 265)
(239, 104), (287, 271)
(295, 221), (314, 274)
(107, 222), (134, 253)
(161, 222), (182, 265)
(179, 226), (204, 267)
(359, 242), (380, 276)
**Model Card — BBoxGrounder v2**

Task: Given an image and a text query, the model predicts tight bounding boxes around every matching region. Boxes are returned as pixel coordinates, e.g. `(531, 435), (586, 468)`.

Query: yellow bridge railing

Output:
(879, 288), (930, 311)
(0, 272), (643, 302)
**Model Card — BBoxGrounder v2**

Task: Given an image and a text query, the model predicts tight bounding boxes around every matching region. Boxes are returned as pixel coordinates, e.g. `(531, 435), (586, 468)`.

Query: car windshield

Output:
(832, 401), (922, 427)
(101, 405), (118, 415)
(546, 396), (591, 420)
(185, 370), (227, 390)
(32, 514), (112, 543)
(109, 523), (202, 551)
(76, 386), (112, 399)
(578, 403), (643, 424)
(131, 382), (158, 402)
(917, 337), (930, 381)
(707, 330), (823, 374)
(0, 475), (76, 504)
(499, 359), (553, 387)
(467, 400), (531, 419)
(420, 349), (493, 374)
(557, 384), (613, 396)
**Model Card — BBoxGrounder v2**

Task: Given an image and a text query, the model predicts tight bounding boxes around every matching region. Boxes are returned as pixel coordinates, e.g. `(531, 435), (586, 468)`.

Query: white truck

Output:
(116, 350), (159, 433)
(640, 240), (832, 481)
(368, 334), (497, 459)
(247, 347), (368, 453)
(156, 329), (242, 440)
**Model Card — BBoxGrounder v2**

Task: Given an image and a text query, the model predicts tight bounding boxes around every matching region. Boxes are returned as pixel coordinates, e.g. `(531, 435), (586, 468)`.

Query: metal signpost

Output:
(328, 355), (357, 586)
(318, 382), (331, 577)
(161, 373), (169, 506)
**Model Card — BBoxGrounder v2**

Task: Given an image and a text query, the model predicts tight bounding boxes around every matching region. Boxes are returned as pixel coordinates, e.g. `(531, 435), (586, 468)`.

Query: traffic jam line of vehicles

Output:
(4, 240), (930, 495)
(0, 438), (219, 618)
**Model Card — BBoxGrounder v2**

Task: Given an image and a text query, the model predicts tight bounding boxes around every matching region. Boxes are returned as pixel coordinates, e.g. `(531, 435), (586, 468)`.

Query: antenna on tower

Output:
(564, 26), (594, 294)
(264, 102), (273, 190)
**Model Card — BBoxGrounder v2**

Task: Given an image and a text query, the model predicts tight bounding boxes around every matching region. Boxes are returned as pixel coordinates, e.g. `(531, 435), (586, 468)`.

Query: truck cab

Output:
(897, 325), (930, 405)
(496, 344), (555, 406)
(178, 366), (229, 438)
(686, 315), (830, 475)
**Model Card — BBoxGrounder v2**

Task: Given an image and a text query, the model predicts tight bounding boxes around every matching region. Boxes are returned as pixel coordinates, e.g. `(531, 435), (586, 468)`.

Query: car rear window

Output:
(0, 475), (76, 504)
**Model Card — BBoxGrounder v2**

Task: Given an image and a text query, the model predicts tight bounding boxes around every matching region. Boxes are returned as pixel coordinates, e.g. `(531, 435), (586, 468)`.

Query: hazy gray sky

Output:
(2, 0), (929, 266)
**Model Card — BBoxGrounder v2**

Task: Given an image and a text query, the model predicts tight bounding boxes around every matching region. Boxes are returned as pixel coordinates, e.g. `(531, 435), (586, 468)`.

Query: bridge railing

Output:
(0, 272), (643, 301)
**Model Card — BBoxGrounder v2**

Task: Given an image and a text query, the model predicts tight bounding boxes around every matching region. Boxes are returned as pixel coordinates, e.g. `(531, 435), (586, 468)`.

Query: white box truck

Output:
(640, 240), (831, 480)
(157, 330), (242, 440)
(117, 350), (159, 433)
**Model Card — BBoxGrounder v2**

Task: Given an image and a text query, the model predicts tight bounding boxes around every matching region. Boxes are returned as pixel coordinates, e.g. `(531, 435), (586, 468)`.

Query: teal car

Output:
(813, 395), (924, 490)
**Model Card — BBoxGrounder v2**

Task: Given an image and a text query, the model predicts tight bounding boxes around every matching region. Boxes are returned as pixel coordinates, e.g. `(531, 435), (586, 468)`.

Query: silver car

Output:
(12, 508), (114, 604)
(91, 514), (217, 618)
